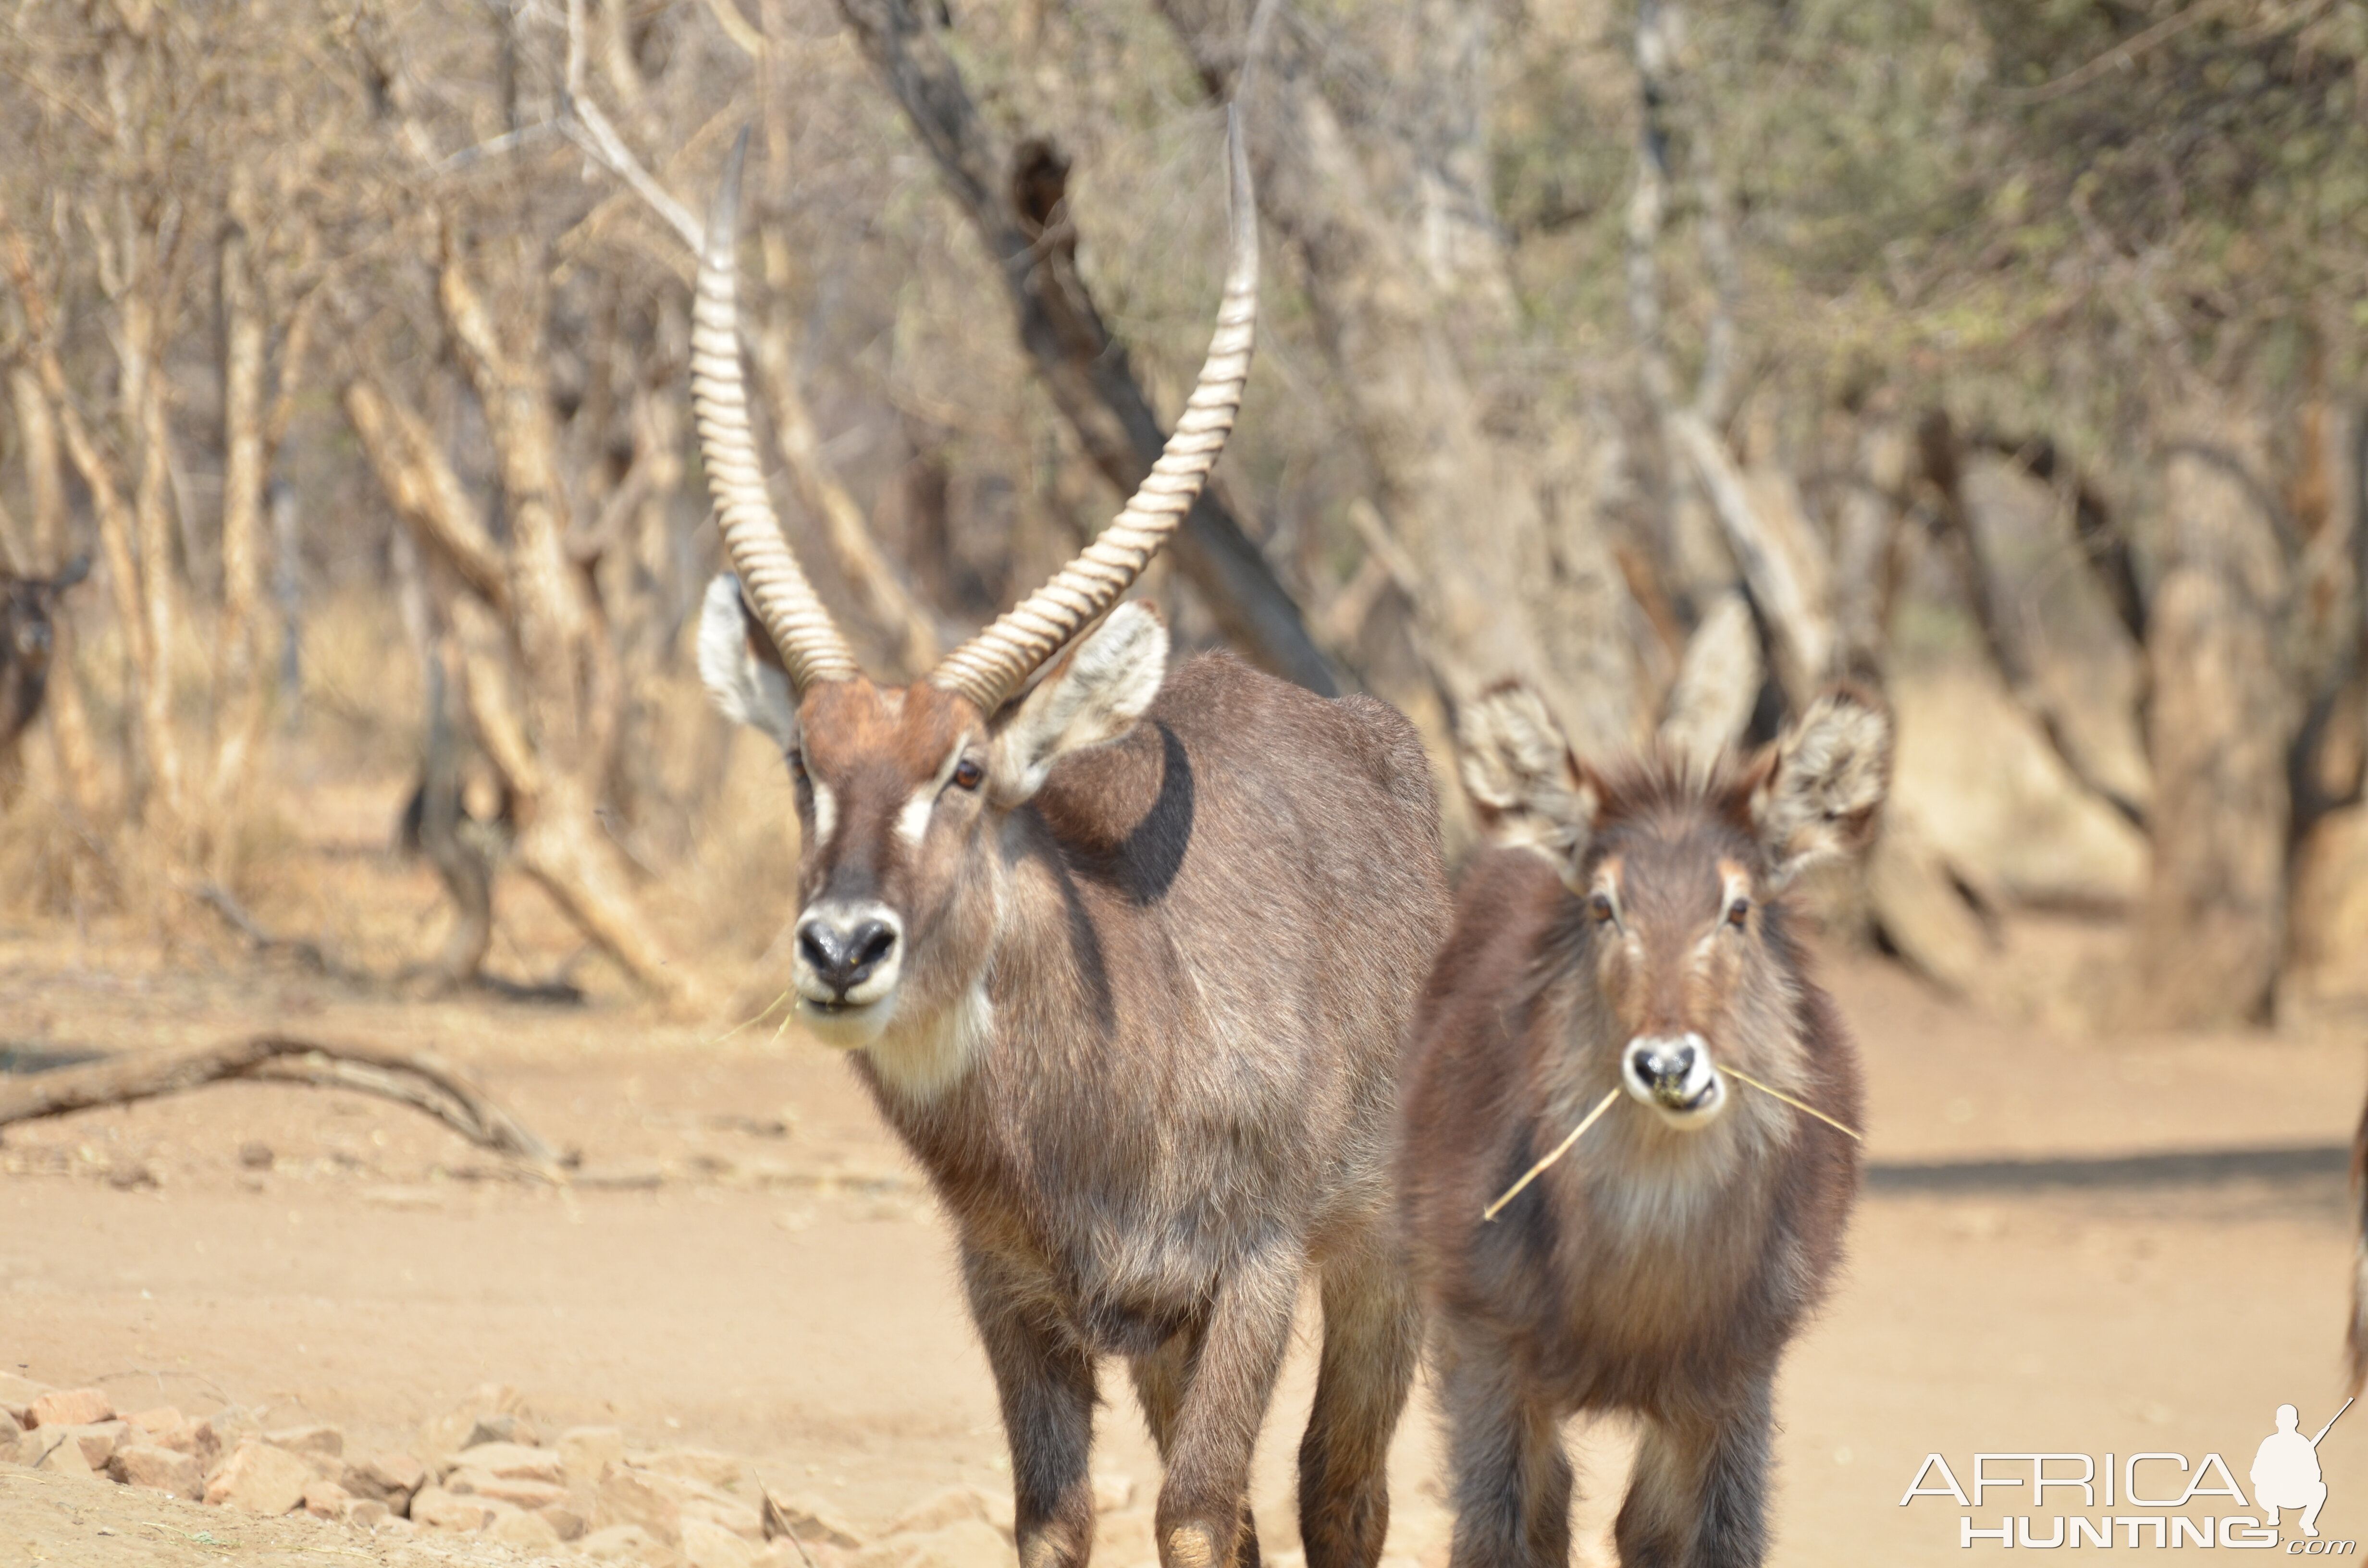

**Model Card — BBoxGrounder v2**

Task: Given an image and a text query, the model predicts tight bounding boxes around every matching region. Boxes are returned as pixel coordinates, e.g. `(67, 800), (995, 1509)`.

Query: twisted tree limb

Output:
(0, 1036), (559, 1169)
(833, 0), (1341, 696)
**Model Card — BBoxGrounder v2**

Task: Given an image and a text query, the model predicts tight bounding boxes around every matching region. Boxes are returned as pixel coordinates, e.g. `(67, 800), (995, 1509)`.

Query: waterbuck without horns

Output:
(0, 554), (90, 784)
(1399, 683), (1890, 1568)
(688, 123), (1450, 1568)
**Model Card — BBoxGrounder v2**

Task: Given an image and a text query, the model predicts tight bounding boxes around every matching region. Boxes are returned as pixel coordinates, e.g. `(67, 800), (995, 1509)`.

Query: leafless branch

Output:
(0, 1035), (560, 1168)
(833, 0), (1341, 694)
(560, 0), (702, 251)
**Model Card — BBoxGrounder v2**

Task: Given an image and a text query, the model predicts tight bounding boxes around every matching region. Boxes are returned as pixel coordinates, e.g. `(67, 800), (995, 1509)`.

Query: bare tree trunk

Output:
(2284, 397), (2368, 1015)
(1151, 0), (1644, 749)
(208, 168), (268, 823)
(2125, 431), (2294, 1027)
(1919, 412), (2148, 829)
(123, 290), (189, 827)
(345, 239), (701, 1011)
(418, 646), (497, 986)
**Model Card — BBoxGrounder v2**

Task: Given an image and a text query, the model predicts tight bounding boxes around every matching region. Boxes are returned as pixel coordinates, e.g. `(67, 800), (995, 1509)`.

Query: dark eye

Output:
(786, 748), (807, 782)
(1727, 896), (1751, 928)
(1587, 892), (1616, 924)
(952, 758), (984, 792)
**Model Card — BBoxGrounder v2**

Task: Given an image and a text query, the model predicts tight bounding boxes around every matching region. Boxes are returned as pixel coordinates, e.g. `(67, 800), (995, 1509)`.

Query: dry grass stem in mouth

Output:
(706, 987), (795, 1046)
(1721, 1065), (1862, 1141)
(1483, 1088), (1622, 1221)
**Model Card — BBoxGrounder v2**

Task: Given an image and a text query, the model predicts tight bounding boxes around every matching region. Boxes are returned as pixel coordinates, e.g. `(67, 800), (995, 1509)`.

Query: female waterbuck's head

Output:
(1455, 683), (1892, 1130)
(691, 125), (1258, 1090)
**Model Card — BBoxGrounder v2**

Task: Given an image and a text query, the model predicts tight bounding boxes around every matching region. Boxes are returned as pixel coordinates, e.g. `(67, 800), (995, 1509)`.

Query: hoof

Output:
(1166, 1523), (1221, 1568)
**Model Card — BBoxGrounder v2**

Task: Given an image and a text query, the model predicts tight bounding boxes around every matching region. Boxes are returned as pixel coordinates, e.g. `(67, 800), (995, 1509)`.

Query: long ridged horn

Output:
(690, 128), (859, 694)
(929, 108), (1260, 712)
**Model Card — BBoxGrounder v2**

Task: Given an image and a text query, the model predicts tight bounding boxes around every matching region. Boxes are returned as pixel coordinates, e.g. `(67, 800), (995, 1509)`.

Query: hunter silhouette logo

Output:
(1899, 1396), (2357, 1549)
(2256, 1399), (2351, 1539)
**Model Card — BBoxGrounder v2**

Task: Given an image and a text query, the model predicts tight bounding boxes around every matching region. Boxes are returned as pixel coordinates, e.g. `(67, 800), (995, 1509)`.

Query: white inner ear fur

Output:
(1751, 689), (1893, 882)
(987, 601), (1169, 807)
(1457, 683), (1599, 882)
(697, 573), (799, 755)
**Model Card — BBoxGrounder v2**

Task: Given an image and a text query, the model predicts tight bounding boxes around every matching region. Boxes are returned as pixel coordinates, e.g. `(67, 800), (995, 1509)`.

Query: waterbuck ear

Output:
(1456, 682), (1599, 885)
(697, 573), (800, 755)
(987, 600), (1168, 807)
(1746, 685), (1893, 884)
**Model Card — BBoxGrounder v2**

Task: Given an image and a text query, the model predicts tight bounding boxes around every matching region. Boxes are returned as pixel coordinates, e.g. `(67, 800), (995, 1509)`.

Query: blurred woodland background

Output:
(0, 0), (2363, 1033)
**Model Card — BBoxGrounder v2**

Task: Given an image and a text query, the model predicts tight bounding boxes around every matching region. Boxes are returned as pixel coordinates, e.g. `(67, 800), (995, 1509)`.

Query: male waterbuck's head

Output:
(1457, 683), (1891, 1129)
(690, 125), (1258, 1086)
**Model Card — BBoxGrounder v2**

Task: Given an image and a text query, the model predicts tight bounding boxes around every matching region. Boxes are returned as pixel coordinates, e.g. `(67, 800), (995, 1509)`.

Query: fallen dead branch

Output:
(0, 1035), (560, 1169)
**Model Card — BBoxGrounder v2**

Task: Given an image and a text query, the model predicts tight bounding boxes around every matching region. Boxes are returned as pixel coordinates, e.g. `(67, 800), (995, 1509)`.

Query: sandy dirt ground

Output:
(5, 904), (2368, 1567)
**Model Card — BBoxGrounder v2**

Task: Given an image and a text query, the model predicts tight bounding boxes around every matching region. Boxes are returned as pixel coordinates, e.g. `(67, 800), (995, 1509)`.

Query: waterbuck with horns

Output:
(689, 122), (1450, 1568)
(1398, 683), (1889, 1568)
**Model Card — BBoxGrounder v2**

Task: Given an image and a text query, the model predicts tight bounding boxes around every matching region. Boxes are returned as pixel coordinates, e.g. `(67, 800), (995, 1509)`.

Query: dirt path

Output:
(4, 938), (2365, 1565)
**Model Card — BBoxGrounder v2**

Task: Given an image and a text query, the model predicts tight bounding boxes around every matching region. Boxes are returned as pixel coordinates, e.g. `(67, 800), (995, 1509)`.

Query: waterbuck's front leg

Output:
(1437, 1323), (1571, 1568)
(963, 1248), (1098, 1568)
(1155, 1245), (1302, 1568)
(1613, 1375), (1774, 1568)
(1131, 1333), (1262, 1568)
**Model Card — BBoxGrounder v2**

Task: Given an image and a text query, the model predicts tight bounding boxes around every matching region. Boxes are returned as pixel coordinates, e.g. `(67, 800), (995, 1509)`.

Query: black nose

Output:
(1632, 1041), (1696, 1092)
(798, 916), (897, 996)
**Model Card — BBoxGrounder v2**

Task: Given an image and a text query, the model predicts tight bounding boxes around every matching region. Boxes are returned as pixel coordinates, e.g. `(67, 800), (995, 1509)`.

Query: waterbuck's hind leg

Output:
(1612, 1378), (1773, 1568)
(1155, 1247), (1302, 1568)
(965, 1250), (1099, 1568)
(1439, 1327), (1572, 1568)
(1298, 1232), (1421, 1568)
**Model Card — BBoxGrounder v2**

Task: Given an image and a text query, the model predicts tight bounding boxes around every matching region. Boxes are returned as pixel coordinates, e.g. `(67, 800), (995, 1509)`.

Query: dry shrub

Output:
(673, 722), (804, 995)
(297, 586), (427, 776)
(0, 787), (119, 920)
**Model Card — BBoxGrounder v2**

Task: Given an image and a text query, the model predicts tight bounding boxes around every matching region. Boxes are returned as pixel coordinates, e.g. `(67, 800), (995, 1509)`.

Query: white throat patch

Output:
(868, 980), (996, 1102)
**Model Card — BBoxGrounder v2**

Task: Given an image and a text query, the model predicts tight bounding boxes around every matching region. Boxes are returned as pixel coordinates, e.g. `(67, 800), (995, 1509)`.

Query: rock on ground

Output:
(597, 1462), (685, 1544)
(25, 1388), (112, 1429)
(108, 1442), (203, 1499)
(17, 1428), (94, 1479)
(410, 1483), (517, 1532)
(192, 1405), (261, 1469)
(854, 1519), (1014, 1568)
(206, 1439), (315, 1515)
(415, 1383), (536, 1470)
(884, 1485), (1015, 1541)
(452, 1439), (565, 1483)
(341, 1448), (427, 1506)
(685, 1517), (762, 1568)
(559, 1424), (628, 1487)
(123, 1406), (183, 1441)
(638, 1446), (747, 1491)
(445, 1463), (567, 1509)
(581, 1522), (678, 1563)
(491, 1507), (565, 1549)
(767, 1491), (868, 1549)
(265, 1423), (345, 1462)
